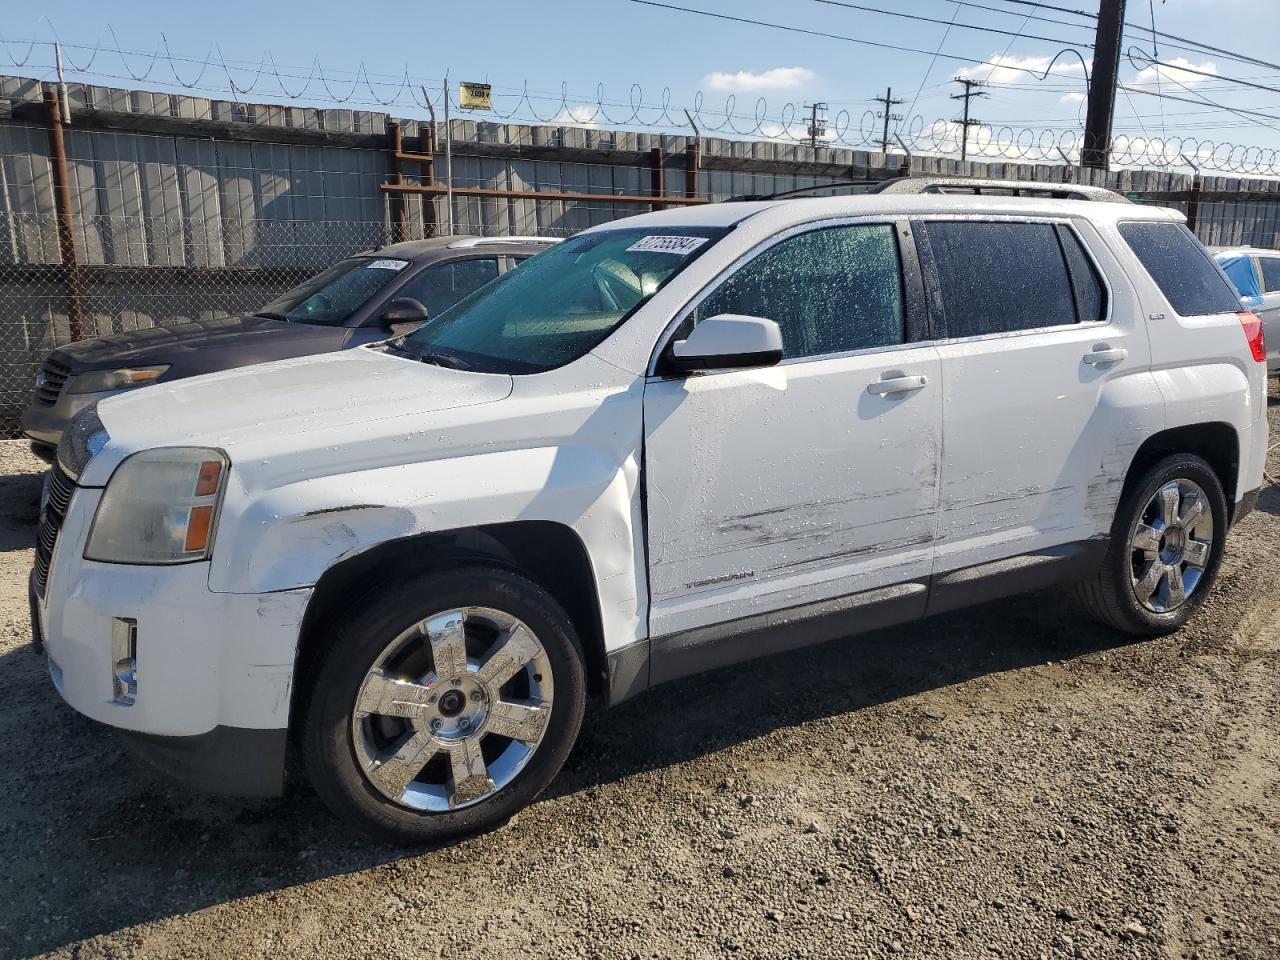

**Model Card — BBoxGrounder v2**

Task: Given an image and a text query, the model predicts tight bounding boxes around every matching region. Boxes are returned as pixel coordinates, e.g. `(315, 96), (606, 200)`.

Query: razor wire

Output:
(5, 31), (1280, 177)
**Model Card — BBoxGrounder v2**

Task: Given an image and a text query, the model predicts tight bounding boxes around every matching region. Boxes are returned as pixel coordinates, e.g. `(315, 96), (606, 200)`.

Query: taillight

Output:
(1239, 312), (1266, 363)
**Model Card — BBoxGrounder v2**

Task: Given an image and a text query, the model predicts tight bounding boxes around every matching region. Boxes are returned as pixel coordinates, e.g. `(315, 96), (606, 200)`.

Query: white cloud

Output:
(550, 104), (600, 128)
(1060, 91), (1086, 105)
(1133, 57), (1217, 87)
(954, 53), (1085, 85)
(704, 66), (816, 93)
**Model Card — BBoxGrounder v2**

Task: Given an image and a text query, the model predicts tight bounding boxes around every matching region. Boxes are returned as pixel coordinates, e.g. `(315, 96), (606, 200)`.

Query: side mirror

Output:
(380, 297), (430, 335)
(663, 314), (784, 374)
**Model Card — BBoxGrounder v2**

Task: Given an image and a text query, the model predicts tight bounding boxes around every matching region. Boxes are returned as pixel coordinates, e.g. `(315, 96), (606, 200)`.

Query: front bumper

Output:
(34, 484), (312, 796)
(20, 387), (107, 449)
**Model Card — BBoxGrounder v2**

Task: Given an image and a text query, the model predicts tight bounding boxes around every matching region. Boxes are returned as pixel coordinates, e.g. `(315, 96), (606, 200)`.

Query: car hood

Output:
(50, 315), (349, 376)
(82, 347), (514, 486)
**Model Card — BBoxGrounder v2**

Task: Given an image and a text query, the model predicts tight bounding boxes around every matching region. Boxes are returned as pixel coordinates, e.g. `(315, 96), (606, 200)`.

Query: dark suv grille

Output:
(34, 358), (71, 407)
(33, 466), (75, 597)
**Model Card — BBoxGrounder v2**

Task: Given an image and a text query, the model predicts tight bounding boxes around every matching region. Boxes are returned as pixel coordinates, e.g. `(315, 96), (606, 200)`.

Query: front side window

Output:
(1117, 222), (1241, 317)
(697, 224), (905, 359)
(401, 226), (727, 373)
(1260, 257), (1280, 294)
(395, 258), (500, 318)
(257, 257), (410, 326)
(920, 221), (1079, 337)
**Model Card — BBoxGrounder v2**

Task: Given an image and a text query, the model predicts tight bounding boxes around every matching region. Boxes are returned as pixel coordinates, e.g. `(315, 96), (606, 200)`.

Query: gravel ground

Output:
(1, 388), (1277, 960)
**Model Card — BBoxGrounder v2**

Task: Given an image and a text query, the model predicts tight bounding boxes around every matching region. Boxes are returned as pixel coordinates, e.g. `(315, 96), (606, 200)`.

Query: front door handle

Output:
(1083, 347), (1127, 366)
(867, 374), (929, 396)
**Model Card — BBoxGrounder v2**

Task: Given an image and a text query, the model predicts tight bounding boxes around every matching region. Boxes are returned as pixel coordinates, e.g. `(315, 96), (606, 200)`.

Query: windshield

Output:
(257, 256), (410, 326)
(400, 226), (728, 372)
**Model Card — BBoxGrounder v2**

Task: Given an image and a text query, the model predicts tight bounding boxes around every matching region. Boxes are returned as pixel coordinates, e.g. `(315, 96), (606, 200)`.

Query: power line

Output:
(1130, 52), (1280, 96)
(801, 0), (1094, 48)
(976, 0), (1098, 17)
(622, 0), (1088, 79)
(947, 0), (1280, 75)
(903, 1), (964, 125)
(1118, 85), (1280, 125)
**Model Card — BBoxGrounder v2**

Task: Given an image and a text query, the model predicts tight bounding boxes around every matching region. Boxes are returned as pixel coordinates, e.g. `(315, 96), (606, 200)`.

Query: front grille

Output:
(34, 358), (72, 407)
(34, 358), (71, 407)
(33, 465), (75, 597)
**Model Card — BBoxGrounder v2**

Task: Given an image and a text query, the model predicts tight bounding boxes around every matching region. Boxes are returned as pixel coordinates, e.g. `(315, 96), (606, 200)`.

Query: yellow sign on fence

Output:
(459, 82), (492, 111)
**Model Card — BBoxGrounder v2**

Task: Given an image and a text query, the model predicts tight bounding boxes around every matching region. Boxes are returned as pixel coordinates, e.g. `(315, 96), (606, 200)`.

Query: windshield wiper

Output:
(386, 338), (472, 370)
(413, 349), (472, 371)
(254, 311), (289, 321)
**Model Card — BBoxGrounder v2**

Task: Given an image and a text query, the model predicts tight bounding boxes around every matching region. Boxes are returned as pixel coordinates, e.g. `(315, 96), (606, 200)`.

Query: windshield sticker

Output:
(626, 235), (709, 255)
(367, 259), (409, 271)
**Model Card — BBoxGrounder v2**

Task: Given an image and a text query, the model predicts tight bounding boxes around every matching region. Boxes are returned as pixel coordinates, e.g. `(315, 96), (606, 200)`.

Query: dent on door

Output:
(643, 351), (942, 638)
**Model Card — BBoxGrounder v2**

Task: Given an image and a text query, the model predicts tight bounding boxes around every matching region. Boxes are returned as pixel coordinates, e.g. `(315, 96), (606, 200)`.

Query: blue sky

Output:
(5, 0), (1278, 160)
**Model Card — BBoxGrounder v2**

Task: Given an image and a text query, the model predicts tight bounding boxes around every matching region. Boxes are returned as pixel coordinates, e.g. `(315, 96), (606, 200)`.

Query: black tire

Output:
(1077, 453), (1228, 635)
(301, 566), (586, 845)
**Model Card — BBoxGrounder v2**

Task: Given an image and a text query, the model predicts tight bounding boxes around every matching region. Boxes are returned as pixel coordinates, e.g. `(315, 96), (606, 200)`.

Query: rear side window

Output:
(698, 224), (904, 359)
(1260, 257), (1280, 294)
(1117, 222), (1241, 316)
(919, 221), (1079, 337)
(1056, 226), (1106, 323)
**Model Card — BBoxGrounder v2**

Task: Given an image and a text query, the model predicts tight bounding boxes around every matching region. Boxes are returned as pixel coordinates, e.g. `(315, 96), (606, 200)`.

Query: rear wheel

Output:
(301, 567), (586, 844)
(1078, 453), (1228, 635)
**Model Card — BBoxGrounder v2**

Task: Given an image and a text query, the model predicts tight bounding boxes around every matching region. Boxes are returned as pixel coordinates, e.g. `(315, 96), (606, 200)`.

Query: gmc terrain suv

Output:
(32, 179), (1268, 843)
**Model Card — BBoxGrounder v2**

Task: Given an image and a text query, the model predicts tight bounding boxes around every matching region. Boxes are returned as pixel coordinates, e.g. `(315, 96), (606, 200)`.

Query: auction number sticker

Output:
(626, 235), (709, 255)
(367, 259), (409, 271)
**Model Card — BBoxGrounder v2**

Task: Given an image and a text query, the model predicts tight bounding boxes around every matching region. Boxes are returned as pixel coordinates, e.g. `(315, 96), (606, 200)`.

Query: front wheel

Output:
(301, 567), (587, 844)
(1078, 453), (1228, 635)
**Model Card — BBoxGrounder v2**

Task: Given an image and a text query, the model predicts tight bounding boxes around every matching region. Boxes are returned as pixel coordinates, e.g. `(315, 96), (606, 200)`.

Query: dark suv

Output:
(22, 235), (555, 460)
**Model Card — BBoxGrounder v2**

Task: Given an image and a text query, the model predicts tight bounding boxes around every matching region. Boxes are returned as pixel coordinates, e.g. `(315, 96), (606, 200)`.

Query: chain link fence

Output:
(0, 215), (446, 435)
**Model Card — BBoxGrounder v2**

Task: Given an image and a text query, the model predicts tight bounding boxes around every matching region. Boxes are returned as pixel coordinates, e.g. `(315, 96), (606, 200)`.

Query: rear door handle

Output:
(867, 374), (929, 396)
(1083, 347), (1127, 366)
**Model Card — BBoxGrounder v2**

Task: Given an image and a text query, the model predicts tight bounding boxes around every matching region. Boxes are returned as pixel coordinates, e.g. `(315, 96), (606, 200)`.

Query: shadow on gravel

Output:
(0, 470), (41, 552)
(0, 566), (1147, 957)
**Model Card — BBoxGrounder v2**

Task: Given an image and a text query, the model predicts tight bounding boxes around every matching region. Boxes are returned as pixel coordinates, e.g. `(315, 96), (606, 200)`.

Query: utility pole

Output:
(804, 102), (828, 149)
(874, 87), (905, 155)
(1083, 0), (1127, 170)
(950, 78), (988, 163)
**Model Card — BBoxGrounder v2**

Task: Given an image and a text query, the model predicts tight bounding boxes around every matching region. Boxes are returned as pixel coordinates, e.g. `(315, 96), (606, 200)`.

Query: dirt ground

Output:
(0, 389), (1277, 960)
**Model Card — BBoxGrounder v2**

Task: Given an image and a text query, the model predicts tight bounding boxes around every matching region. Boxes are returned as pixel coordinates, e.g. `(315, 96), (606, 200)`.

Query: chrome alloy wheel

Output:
(1130, 478), (1214, 614)
(350, 607), (554, 812)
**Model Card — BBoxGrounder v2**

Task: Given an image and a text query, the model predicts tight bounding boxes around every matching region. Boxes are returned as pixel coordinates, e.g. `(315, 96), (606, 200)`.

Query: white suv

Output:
(33, 180), (1269, 842)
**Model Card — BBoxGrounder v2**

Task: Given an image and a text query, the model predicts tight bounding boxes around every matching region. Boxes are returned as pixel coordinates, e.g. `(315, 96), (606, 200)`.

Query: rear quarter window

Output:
(919, 221), (1080, 337)
(1260, 257), (1280, 294)
(1118, 222), (1241, 316)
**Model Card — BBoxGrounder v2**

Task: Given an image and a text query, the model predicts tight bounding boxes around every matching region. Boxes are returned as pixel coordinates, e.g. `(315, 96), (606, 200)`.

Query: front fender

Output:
(207, 443), (647, 651)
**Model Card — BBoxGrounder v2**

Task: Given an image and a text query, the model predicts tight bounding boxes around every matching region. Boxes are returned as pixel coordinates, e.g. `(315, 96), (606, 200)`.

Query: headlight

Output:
(57, 403), (109, 481)
(85, 447), (228, 565)
(66, 365), (169, 395)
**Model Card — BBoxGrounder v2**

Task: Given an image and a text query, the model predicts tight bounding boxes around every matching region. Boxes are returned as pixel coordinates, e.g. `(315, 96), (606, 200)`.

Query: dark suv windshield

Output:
(401, 226), (728, 373)
(258, 256), (410, 326)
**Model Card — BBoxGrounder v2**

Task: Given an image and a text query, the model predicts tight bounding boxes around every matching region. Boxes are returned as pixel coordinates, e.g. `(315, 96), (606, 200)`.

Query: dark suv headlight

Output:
(56, 404), (109, 481)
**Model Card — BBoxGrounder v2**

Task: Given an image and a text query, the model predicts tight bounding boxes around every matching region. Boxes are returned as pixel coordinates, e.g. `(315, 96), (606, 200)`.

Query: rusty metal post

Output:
(685, 140), (699, 199)
(650, 146), (665, 210)
(420, 124), (438, 236)
(43, 87), (85, 342)
(386, 119), (408, 243)
(1185, 175), (1202, 235)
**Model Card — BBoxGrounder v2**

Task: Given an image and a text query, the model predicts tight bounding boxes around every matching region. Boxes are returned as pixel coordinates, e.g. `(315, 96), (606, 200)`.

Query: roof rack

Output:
(727, 180), (885, 202)
(447, 236), (562, 249)
(731, 176), (1129, 204)
(872, 176), (1129, 203)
